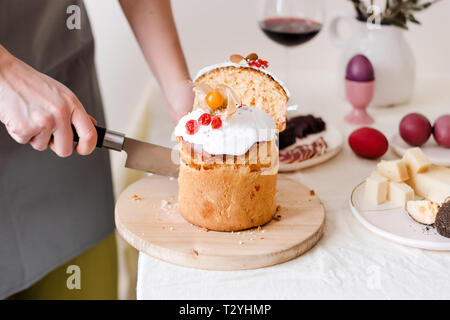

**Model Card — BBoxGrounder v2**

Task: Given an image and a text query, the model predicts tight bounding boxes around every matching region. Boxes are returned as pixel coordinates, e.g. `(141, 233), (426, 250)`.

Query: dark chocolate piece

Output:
(289, 115), (326, 139)
(279, 123), (296, 149)
(279, 114), (327, 150)
(436, 198), (450, 238)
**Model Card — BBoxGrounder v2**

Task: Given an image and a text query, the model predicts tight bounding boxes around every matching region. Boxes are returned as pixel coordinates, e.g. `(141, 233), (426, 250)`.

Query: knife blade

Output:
(122, 137), (179, 177)
(72, 125), (179, 177)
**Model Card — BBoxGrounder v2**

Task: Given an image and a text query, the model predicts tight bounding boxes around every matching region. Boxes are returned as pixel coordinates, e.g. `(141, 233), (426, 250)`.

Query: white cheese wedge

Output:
(365, 172), (389, 205)
(406, 200), (440, 225)
(389, 182), (414, 207)
(378, 160), (409, 182)
(403, 148), (431, 174)
(407, 164), (450, 204)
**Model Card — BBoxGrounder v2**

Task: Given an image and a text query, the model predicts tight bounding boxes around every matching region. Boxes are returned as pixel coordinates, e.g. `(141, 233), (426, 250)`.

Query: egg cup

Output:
(345, 80), (375, 125)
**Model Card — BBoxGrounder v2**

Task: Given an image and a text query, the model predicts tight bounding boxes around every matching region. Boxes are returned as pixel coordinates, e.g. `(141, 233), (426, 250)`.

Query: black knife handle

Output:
(72, 125), (106, 148)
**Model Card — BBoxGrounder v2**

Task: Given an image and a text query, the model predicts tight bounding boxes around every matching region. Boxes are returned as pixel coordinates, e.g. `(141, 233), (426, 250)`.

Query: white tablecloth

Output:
(137, 75), (450, 300)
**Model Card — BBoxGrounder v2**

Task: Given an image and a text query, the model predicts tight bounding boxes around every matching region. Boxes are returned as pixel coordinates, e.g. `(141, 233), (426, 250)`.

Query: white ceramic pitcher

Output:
(329, 13), (415, 107)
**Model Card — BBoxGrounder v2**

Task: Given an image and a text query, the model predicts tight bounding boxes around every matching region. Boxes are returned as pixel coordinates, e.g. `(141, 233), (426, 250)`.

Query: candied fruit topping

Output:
(211, 116), (222, 129)
(206, 90), (224, 109)
(198, 113), (212, 126)
(185, 119), (199, 135)
(248, 59), (269, 69)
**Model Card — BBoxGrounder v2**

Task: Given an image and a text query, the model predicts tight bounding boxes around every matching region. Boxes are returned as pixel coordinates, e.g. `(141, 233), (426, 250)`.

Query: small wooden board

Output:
(115, 175), (325, 270)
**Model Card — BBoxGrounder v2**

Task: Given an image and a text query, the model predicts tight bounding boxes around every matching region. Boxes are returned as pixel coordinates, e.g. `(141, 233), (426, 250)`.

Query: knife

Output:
(72, 125), (179, 177)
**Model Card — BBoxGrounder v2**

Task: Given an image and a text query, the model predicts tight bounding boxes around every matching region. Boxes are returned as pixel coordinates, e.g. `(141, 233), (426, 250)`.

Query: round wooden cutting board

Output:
(115, 175), (325, 270)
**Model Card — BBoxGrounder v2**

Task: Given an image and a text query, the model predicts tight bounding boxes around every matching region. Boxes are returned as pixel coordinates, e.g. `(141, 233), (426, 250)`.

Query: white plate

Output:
(350, 181), (450, 251)
(391, 133), (450, 167)
(279, 125), (343, 172)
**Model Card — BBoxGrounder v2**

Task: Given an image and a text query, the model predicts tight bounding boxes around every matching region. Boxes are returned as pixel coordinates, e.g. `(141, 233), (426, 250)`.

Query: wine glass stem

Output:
(285, 47), (293, 103)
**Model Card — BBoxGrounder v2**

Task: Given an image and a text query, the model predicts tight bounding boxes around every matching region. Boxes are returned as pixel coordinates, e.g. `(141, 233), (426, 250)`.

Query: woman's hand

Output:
(0, 46), (97, 157)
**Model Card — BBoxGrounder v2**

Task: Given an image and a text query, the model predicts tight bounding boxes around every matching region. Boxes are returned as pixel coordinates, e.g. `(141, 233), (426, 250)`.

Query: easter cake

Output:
(174, 54), (288, 231)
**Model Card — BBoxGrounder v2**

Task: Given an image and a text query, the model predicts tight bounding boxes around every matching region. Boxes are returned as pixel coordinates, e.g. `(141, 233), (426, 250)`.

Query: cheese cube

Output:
(365, 172), (389, 205)
(389, 182), (414, 207)
(403, 148), (431, 174)
(377, 160), (409, 182)
(407, 164), (450, 204)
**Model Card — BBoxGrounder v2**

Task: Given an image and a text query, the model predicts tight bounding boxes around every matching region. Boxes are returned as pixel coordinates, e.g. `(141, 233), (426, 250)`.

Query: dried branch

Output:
(348, 0), (441, 28)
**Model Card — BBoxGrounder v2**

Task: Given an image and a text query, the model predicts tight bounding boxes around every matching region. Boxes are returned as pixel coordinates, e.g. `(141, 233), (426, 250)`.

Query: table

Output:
(136, 75), (450, 299)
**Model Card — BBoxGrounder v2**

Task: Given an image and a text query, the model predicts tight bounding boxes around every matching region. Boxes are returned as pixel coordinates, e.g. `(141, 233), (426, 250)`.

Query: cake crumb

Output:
(257, 226), (262, 232)
(131, 194), (141, 201)
(259, 237), (264, 240)
(309, 189), (315, 196)
(161, 199), (175, 211)
(276, 205), (281, 212)
(193, 249), (199, 256)
(273, 214), (282, 221)
(202, 227), (209, 232)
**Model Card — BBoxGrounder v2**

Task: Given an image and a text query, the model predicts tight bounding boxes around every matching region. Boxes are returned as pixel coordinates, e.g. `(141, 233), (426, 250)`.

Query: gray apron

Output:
(0, 0), (115, 298)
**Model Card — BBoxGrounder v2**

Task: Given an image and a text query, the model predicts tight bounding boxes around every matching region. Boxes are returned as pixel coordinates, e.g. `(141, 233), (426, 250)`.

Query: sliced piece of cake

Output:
(194, 54), (289, 132)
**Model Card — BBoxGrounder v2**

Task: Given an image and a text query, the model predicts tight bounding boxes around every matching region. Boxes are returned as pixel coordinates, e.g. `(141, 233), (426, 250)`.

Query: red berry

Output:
(211, 116), (222, 129)
(260, 60), (269, 68)
(185, 120), (199, 135)
(198, 113), (212, 126)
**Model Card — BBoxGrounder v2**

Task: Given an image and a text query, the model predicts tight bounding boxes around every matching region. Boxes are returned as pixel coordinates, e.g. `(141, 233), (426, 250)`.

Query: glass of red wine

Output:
(258, 0), (324, 103)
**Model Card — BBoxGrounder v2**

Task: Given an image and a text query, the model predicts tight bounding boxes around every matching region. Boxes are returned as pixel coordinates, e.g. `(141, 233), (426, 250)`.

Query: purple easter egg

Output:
(433, 114), (450, 148)
(346, 54), (375, 82)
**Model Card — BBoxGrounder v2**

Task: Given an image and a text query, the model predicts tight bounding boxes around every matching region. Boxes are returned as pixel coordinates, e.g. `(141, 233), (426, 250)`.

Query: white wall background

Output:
(85, 0), (450, 144)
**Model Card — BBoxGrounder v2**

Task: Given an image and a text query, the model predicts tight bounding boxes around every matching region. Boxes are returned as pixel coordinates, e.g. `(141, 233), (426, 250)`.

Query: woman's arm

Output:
(120, 0), (193, 122)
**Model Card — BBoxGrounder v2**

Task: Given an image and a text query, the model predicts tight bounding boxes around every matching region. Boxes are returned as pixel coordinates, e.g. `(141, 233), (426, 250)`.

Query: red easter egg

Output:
(399, 113), (432, 146)
(348, 127), (389, 159)
(433, 114), (450, 148)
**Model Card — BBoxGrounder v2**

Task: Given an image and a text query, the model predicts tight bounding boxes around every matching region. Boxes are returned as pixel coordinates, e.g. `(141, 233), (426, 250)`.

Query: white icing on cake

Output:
(193, 61), (291, 99)
(174, 106), (277, 156)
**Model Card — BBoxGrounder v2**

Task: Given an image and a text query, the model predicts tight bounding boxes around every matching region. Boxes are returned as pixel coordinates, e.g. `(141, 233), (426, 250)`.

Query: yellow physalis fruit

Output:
(205, 90), (224, 110)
